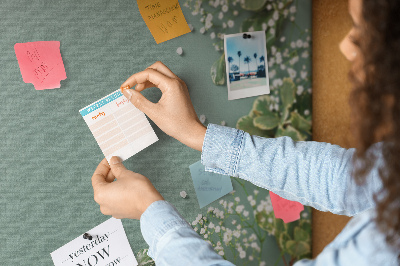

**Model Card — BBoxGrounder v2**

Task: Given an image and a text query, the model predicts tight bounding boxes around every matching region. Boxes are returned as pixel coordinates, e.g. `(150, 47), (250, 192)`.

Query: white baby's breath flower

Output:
(248, 26), (254, 32)
(270, 28), (275, 35)
(235, 197), (240, 202)
(235, 205), (244, 213)
(233, 10), (238, 16)
(227, 20), (234, 28)
(243, 210), (249, 217)
(262, 22), (267, 31)
(200, 27), (206, 34)
(250, 199), (256, 206)
(218, 250), (224, 256)
(278, 3), (283, 9)
(205, 20), (213, 29)
(218, 12), (223, 20)
(290, 6), (297, 13)
(273, 10), (279, 20)
(302, 50), (309, 58)
(296, 39), (303, 48)
(302, 212), (308, 218)
(210, 32), (216, 39)
(266, 4), (272, 10)
(215, 226), (221, 233)
(222, 4), (228, 12)
(239, 250), (246, 259)
(290, 41), (296, 48)
(222, 22), (227, 28)
(301, 70), (308, 79)
(290, 16), (295, 21)
(280, 36), (286, 42)
(297, 85), (304, 95)
(200, 228), (206, 234)
(268, 19), (274, 27)
(232, 219), (237, 225)
(304, 109), (310, 116)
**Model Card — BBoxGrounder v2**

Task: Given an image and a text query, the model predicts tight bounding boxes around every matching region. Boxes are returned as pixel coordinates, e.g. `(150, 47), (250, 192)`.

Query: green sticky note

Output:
(189, 161), (233, 208)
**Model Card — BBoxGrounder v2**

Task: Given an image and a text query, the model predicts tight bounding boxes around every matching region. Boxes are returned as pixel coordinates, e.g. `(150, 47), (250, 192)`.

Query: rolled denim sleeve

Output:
(201, 124), (383, 216)
(140, 200), (234, 266)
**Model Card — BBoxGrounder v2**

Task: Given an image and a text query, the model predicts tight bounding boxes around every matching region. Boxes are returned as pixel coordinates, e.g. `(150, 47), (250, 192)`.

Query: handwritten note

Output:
(269, 191), (304, 223)
(51, 218), (137, 266)
(14, 41), (67, 90)
(189, 161), (233, 208)
(79, 89), (158, 162)
(137, 0), (191, 44)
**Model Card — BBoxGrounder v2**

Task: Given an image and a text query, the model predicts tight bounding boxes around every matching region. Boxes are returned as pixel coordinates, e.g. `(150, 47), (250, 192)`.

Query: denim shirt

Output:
(140, 124), (399, 265)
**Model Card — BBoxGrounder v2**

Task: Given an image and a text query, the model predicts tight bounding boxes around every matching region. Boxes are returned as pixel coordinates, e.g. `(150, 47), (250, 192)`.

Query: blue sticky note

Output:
(189, 161), (233, 208)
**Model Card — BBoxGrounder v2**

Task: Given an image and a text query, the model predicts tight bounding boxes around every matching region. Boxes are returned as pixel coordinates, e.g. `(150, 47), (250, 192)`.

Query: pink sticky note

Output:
(14, 41), (67, 90)
(270, 191), (304, 223)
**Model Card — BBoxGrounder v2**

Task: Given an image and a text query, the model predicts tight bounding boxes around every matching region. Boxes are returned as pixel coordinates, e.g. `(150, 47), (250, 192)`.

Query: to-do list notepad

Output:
(79, 90), (158, 162)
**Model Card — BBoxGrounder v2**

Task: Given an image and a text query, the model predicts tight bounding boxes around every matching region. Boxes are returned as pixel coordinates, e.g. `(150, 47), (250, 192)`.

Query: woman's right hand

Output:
(120, 61), (207, 151)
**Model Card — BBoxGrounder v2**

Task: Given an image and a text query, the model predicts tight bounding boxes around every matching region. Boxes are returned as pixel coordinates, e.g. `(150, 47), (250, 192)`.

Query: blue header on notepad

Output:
(80, 91), (123, 117)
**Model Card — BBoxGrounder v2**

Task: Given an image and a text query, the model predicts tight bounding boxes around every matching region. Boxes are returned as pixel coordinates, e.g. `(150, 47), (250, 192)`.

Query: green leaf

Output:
(279, 78), (296, 110)
(285, 240), (311, 257)
(254, 115), (280, 130)
(291, 112), (312, 134)
(136, 249), (155, 266)
(251, 95), (275, 117)
(240, 0), (268, 11)
(294, 227), (309, 242)
(211, 53), (226, 85)
(276, 125), (306, 141)
(278, 232), (292, 251)
(241, 11), (273, 32)
(236, 116), (270, 137)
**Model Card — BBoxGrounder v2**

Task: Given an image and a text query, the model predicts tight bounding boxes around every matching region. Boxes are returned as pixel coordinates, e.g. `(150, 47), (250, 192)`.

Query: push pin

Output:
(243, 33), (252, 39)
(83, 233), (93, 240)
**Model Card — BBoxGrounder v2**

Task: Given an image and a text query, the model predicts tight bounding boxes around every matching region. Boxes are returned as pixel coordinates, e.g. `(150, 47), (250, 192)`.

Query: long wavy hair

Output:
(349, 0), (400, 253)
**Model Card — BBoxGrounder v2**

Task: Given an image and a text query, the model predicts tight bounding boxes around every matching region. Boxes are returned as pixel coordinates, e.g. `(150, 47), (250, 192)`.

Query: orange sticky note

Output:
(137, 0), (191, 44)
(270, 191), (304, 223)
(14, 41), (67, 90)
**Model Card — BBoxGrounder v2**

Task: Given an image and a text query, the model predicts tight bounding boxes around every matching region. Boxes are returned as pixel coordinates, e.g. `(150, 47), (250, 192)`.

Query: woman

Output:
(91, 0), (400, 264)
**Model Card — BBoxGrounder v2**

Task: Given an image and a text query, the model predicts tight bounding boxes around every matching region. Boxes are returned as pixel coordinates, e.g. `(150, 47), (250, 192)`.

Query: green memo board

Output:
(0, 0), (311, 265)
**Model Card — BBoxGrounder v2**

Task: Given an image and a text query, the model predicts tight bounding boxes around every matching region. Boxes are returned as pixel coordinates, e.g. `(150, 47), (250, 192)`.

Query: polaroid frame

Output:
(224, 31), (270, 100)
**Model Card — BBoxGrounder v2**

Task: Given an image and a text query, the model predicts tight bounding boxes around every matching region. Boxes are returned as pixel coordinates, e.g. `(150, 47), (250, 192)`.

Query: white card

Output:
(79, 89), (158, 162)
(51, 218), (137, 266)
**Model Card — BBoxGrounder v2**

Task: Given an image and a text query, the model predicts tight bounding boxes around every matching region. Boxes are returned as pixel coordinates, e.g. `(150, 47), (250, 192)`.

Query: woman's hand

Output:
(120, 61), (206, 151)
(91, 157), (164, 219)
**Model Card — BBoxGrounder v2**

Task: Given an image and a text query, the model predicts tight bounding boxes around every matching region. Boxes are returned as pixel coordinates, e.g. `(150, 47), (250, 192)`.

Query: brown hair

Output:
(350, 0), (400, 253)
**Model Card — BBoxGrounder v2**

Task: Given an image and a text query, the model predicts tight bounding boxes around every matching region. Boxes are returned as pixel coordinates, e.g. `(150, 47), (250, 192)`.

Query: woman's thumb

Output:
(122, 88), (154, 116)
(109, 156), (127, 178)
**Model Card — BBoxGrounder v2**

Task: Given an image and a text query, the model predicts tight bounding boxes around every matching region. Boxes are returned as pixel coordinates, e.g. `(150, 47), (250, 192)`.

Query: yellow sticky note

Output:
(137, 0), (191, 44)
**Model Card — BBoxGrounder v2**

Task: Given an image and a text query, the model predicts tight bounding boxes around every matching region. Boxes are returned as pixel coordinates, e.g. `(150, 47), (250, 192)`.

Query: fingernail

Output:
(125, 89), (133, 100)
(121, 85), (130, 91)
(110, 156), (122, 165)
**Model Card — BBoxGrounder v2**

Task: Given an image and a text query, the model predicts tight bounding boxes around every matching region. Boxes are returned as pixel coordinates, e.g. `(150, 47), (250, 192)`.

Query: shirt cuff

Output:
(140, 200), (191, 259)
(201, 123), (245, 176)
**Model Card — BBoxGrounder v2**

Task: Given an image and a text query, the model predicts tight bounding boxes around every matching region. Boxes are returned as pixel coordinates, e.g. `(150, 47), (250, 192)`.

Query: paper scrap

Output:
(51, 218), (137, 266)
(269, 191), (304, 223)
(79, 90), (158, 162)
(189, 161), (233, 208)
(14, 41), (67, 90)
(137, 0), (191, 44)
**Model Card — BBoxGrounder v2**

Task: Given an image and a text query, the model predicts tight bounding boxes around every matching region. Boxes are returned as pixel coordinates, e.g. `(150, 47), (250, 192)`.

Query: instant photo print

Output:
(224, 31), (270, 100)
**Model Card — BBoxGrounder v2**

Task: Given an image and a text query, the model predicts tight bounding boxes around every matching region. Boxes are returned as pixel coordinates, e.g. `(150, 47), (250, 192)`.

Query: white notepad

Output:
(79, 89), (158, 162)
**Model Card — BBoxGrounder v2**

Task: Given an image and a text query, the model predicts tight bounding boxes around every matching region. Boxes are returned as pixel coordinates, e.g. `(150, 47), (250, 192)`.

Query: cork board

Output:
(312, 0), (353, 257)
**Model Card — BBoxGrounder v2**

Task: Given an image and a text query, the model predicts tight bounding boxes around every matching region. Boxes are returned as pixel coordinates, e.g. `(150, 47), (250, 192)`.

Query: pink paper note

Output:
(270, 191), (304, 223)
(14, 41), (67, 90)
